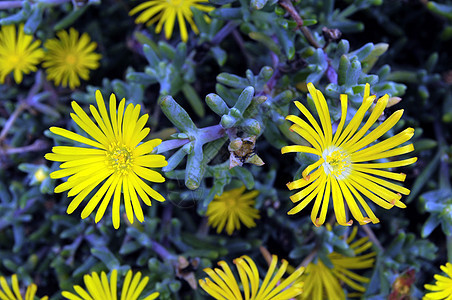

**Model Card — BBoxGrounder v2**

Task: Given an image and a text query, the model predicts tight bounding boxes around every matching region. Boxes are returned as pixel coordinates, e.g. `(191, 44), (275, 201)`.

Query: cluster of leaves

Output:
(0, 0), (451, 299)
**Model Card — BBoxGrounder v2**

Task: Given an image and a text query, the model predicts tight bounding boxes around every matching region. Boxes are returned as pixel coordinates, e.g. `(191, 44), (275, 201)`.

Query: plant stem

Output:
(298, 248), (318, 268)
(278, 0), (321, 48)
(211, 21), (239, 45)
(0, 102), (26, 142)
(0, 1), (23, 9)
(151, 239), (176, 261)
(156, 138), (190, 154)
(2, 139), (49, 155)
(0, 0), (71, 9)
(435, 121), (451, 190)
(156, 124), (225, 153)
(448, 236), (452, 263)
(0, 71), (44, 143)
(362, 225), (384, 252)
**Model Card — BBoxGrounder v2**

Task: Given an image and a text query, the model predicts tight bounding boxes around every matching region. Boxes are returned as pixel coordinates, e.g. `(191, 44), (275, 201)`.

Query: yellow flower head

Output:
(281, 82), (417, 226)
(34, 168), (48, 183)
(62, 269), (159, 300)
(0, 274), (48, 300)
(0, 24), (44, 84)
(300, 227), (376, 299)
(45, 90), (168, 229)
(206, 186), (260, 235)
(424, 262), (452, 300)
(129, 0), (214, 42)
(199, 254), (304, 300)
(43, 28), (101, 89)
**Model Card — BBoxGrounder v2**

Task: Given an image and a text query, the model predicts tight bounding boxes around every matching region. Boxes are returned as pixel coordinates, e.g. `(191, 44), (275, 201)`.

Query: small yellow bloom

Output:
(62, 269), (159, 300)
(0, 274), (48, 300)
(282, 83), (417, 226)
(42, 28), (101, 89)
(129, 0), (214, 42)
(300, 227), (376, 299)
(199, 254), (304, 300)
(0, 24), (44, 84)
(45, 90), (167, 229)
(206, 186), (260, 235)
(34, 168), (47, 183)
(424, 262), (452, 300)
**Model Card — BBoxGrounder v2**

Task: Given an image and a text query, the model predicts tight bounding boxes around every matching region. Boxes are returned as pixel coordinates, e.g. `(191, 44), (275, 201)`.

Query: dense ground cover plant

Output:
(0, 0), (451, 299)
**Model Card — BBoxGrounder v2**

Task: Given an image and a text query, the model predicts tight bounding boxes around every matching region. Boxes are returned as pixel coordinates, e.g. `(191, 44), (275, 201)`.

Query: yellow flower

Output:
(62, 269), (159, 300)
(129, 0), (214, 42)
(45, 90), (167, 229)
(0, 24), (44, 84)
(199, 254), (304, 300)
(34, 168), (48, 183)
(0, 274), (48, 300)
(206, 186), (260, 235)
(281, 83), (417, 226)
(424, 262), (452, 300)
(42, 28), (101, 89)
(300, 227), (376, 299)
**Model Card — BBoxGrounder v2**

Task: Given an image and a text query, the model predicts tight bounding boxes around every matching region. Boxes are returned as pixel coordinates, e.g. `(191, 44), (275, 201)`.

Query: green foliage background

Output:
(1, 0), (452, 298)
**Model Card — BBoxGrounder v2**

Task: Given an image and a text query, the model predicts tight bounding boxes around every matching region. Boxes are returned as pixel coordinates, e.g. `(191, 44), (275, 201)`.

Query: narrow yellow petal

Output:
(286, 169), (321, 190)
(332, 94), (348, 145)
(112, 178), (122, 229)
(128, 176), (144, 223)
(351, 128), (414, 159)
(331, 178), (352, 226)
(317, 176), (331, 226)
(347, 109), (404, 153)
(343, 94), (388, 149)
(288, 124), (322, 152)
(123, 176), (134, 224)
(294, 101), (326, 149)
(337, 179), (365, 224)
(281, 145), (321, 156)
(336, 95), (375, 147)
(50, 127), (106, 149)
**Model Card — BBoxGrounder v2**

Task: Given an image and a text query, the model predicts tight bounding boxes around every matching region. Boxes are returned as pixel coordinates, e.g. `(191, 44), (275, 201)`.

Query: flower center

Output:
(322, 146), (351, 179)
(10, 54), (21, 65)
(34, 168), (47, 182)
(107, 142), (133, 175)
(168, 0), (182, 7)
(224, 197), (237, 208)
(65, 54), (77, 65)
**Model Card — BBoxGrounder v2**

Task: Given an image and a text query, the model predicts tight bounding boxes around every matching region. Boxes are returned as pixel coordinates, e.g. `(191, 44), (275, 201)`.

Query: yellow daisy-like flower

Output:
(199, 254), (304, 300)
(281, 82), (417, 226)
(34, 168), (47, 183)
(45, 90), (167, 229)
(42, 28), (101, 89)
(62, 269), (159, 300)
(299, 227), (375, 299)
(424, 262), (452, 300)
(0, 274), (48, 300)
(206, 186), (260, 235)
(129, 0), (214, 42)
(0, 24), (44, 84)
